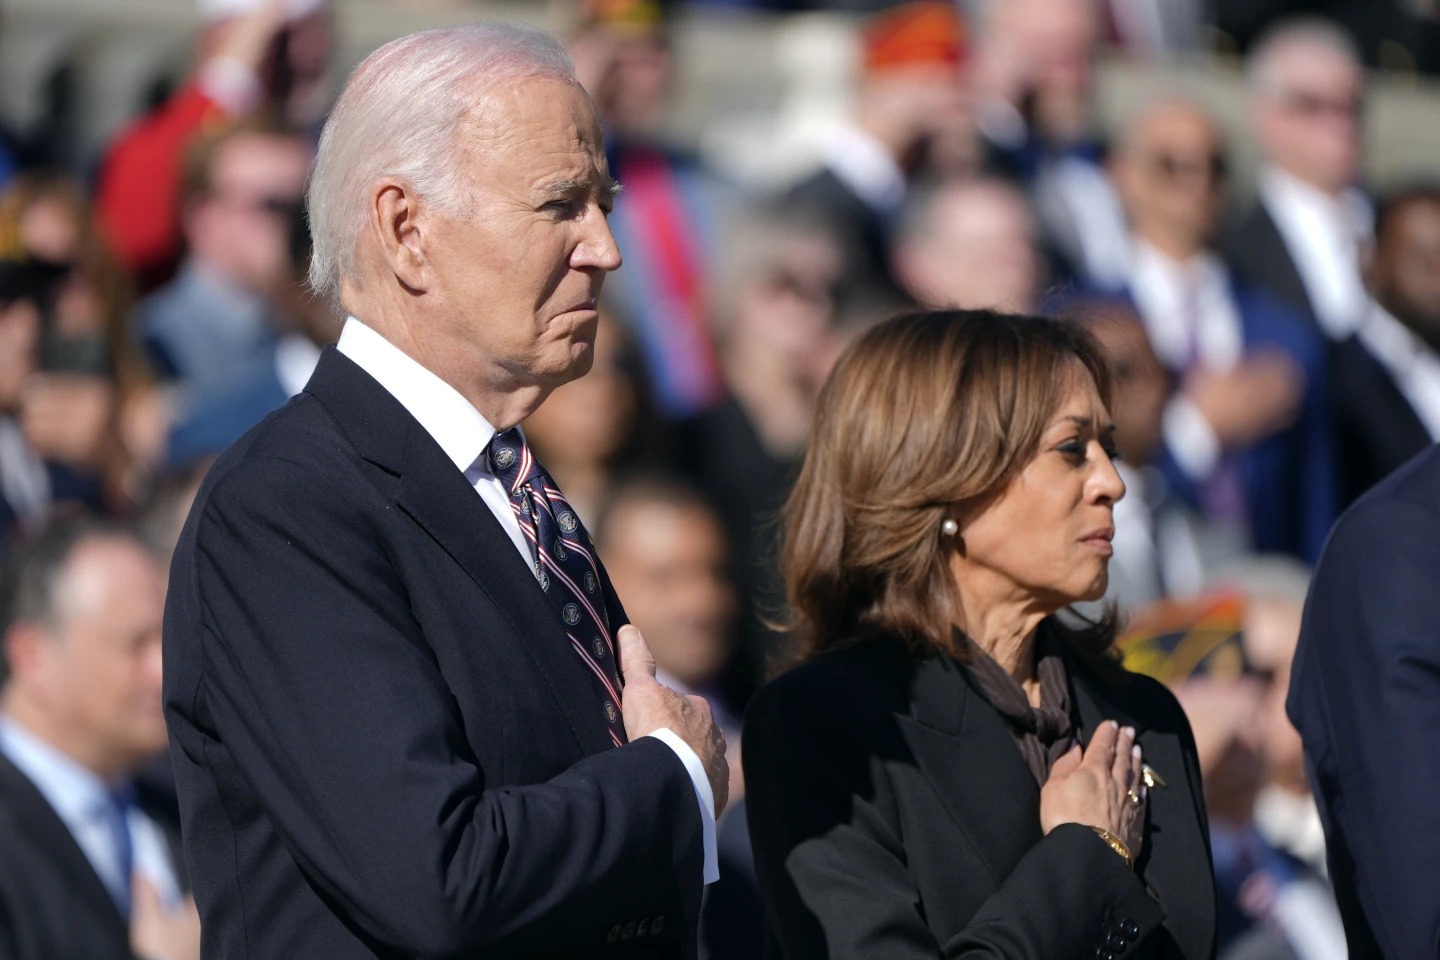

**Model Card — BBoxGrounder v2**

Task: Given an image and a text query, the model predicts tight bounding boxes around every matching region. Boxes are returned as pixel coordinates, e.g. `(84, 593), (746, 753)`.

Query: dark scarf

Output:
(955, 624), (1074, 787)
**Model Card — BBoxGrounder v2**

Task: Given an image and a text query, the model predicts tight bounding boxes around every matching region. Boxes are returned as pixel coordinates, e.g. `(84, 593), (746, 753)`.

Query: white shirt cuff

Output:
(645, 727), (719, 885)
(1162, 395), (1221, 480)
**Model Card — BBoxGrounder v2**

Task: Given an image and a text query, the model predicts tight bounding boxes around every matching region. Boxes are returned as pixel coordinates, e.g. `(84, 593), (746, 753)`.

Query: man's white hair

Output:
(306, 22), (576, 307)
(1246, 17), (1363, 97)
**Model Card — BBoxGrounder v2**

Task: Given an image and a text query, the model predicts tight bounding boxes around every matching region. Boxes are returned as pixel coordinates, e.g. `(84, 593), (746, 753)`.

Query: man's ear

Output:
(369, 176), (429, 292)
(3, 621), (49, 689)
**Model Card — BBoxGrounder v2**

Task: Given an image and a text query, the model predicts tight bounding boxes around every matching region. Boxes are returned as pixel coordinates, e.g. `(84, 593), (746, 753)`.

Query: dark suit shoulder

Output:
(1327, 444), (1440, 547)
(747, 638), (913, 738)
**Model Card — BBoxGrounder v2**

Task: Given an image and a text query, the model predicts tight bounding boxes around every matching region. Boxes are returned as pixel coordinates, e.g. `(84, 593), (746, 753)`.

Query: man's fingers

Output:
(617, 625), (657, 686)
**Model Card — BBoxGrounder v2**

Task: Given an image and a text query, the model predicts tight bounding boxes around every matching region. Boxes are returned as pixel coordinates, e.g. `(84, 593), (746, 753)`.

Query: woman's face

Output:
(953, 369), (1125, 608)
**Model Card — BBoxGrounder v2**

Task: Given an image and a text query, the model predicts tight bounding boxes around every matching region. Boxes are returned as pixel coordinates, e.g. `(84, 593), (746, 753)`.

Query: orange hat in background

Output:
(862, 2), (968, 74)
(580, 0), (669, 31)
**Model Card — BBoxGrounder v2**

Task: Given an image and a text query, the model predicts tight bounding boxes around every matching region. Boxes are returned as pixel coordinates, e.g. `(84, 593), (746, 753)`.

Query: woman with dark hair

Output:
(743, 310), (1215, 958)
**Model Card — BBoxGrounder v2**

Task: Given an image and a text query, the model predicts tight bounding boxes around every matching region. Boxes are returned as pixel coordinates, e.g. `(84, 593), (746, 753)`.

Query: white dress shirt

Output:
(0, 716), (182, 911)
(1127, 239), (1240, 482)
(336, 317), (718, 883)
(1355, 301), (1440, 442)
(821, 122), (906, 217)
(1259, 166), (1372, 341)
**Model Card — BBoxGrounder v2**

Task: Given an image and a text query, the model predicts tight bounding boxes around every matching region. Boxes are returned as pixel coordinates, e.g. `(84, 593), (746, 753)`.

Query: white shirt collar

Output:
(0, 714), (116, 835)
(1127, 238), (1241, 371)
(1356, 300), (1440, 441)
(335, 316), (498, 475)
(822, 122), (906, 215)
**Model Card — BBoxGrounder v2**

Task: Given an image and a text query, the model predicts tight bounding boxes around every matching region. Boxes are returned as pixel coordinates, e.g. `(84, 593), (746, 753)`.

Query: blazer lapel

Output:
(304, 348), (614, 758)
(1068, 657), (1214, 950)
(0, 753), (129, 938)
(895, 653), (1042, 885)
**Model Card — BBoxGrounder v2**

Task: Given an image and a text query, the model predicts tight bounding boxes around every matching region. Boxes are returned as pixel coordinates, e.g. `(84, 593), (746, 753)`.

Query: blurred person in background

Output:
(132, 118), (310, 403)
(1109, 97), (1336, 563)
(1288, 445), (1440, 957)
(568, 0), (736, 420)
(969, 0), (1130, 287)
(0, 175), (168, 509)
(595, 476), (740, 788)
(1071, 299), (1245, 611)
(97, 0), (331, 290)
(0, 263), (50, 545)
(892, 175), (1045, 313)
(520, 312), (654, 524)
(164, 204), (337, 470)
(1144, 560), (1343, 960)
(779, 1), (976, 318)
(677, 210), (847, 700)
(1225, 19), (1370, 342)
(0, 517), (198, 960)
(1331, 184), (1440, 505)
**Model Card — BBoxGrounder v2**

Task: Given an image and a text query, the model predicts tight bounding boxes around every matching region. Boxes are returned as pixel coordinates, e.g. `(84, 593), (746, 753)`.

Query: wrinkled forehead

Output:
(462, 76), (608, 167)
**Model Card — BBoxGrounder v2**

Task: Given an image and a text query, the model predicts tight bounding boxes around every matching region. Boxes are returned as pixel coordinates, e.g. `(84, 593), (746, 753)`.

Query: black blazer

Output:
(1222, 200), (1318, 332)
(1330, 334), (1433, 507)
(0, 752), (183, 960)
(743, 634), (1216, 959)
(163, 348), (704, 959)
(1287, 443), (1440, 959)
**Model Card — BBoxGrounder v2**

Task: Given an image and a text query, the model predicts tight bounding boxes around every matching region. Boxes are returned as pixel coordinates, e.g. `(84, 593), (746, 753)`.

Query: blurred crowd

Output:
(3, 0), (1440, 958)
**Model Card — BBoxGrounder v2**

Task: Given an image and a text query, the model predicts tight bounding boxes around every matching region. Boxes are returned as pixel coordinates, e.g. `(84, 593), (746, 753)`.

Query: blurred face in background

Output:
(570, 22), (671, 140)
(601, 497), (735, 690)
(186, 131), (311, 294)
(1253, 40), (1364, 194)
(6, 537), (168, 778)
(1113, 102), (1228, 252)
(1369, 197), (1440, 350)
(1084, 309), (1168, 467)
(896, 179), (1042, 313)
(0, 296), (40, 412)
(1242, 596), (1308, 795)
(520, 313), (637, 474)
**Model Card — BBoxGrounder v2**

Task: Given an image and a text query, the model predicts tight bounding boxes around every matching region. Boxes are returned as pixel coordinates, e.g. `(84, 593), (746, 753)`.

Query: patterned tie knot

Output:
(487, 428), (544, 494)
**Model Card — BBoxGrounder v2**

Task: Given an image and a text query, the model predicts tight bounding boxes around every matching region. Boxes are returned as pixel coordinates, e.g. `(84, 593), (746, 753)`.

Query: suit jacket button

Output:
(622, 921), (637, 941)
(606, 925), (620, 944)
(638, 918), (650, 937)
(652, 915), (666, 935)
(1121, 918), (1140, 940)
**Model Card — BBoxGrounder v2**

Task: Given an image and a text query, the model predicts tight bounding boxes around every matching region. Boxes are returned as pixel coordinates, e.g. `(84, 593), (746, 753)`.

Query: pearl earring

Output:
(941, 519), (959, 537)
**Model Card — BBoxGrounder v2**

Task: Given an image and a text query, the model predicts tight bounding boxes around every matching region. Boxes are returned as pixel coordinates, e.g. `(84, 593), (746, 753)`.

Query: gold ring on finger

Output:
(1127, 789), (1142, 807)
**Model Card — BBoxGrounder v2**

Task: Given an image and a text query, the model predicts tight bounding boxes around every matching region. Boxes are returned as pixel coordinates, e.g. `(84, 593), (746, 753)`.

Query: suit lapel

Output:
(0, 753), (128, 938)
(305, 348), (615, 757)
(895, 653), (1041, 885)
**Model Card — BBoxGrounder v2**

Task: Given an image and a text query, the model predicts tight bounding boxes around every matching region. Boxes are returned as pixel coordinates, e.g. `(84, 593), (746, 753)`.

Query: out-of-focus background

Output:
(2, 1), (1437, 957)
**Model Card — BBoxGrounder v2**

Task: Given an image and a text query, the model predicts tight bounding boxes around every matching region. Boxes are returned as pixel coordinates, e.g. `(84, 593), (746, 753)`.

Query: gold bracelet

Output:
(1090, 827), (1134, 869)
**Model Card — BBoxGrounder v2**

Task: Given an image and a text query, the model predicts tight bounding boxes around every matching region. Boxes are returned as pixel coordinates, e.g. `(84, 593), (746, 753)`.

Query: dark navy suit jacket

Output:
(1141, 282), (1338, 563)
(163, 347), (703, 958)
(1288, 443), (1440, 959)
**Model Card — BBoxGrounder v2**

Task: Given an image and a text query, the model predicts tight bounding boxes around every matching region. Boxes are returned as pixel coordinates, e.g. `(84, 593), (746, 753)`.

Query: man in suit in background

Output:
(1288, 442), (1440, 959)
(163, 23), (727, 959)
(1332, 185), (1440, 505)
(1109, 97), (1337, 563)
(780, 1), (972, 317)
(0, 516), (197, 960)
(1225, 18), (1371, 342)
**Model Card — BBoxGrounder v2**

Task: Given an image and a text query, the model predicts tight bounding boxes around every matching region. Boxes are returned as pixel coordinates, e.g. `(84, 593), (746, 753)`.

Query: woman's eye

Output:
(1056, 441), (1085, 459)
(1105, 447), (1124, 463)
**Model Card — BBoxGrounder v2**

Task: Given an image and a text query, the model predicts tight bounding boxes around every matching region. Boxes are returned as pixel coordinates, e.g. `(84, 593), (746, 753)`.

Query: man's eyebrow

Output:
(534, 177), (624, 198)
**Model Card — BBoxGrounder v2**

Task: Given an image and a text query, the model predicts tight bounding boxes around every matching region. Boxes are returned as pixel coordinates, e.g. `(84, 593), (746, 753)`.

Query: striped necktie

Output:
(487, 428), (626, 747)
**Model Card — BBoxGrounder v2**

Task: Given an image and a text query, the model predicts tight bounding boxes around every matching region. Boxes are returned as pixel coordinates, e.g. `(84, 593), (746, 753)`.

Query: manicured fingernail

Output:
(1109, 720), (1120, 731)
(1132, 744), (1142, 759)
(1123, 726), (1135, 739)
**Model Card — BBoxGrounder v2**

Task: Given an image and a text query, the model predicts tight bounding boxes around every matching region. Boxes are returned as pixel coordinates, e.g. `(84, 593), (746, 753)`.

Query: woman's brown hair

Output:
(781, 308), (1116, 662)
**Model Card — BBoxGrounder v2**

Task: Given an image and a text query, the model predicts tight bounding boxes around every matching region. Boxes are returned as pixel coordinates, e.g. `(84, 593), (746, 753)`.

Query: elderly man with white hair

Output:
(162, 23), (727, 960)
